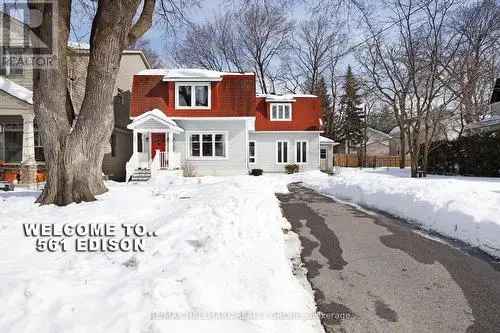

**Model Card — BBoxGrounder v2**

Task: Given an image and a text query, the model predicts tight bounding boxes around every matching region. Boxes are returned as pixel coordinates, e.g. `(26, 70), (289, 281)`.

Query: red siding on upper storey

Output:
(131, 74), (256, 117)
(254, 96), (321, 131)
(130, 73), (321, 131)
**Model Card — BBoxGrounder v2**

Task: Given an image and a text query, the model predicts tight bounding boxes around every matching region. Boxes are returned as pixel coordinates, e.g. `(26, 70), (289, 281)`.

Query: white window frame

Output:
(320, 148), (327, 160)
(248, 140), (256, 164)
(186, 131), (228, 160)
(270, 103), (292, 121)
(276, 140), (289, 164)
(175, 82), (211, 110)
(295, 140), (308, 164)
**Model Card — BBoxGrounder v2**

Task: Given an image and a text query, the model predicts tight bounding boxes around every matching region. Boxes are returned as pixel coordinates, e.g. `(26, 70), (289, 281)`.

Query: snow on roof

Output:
(257, 93), (317, 102)
(0, 76), (33, 104)
(320, 136), (339, 145)
(136, 68), (254, 81)
(367, 127), (393, 138)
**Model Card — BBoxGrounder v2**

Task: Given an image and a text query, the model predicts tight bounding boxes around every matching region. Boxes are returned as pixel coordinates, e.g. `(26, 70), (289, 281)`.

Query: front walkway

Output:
(277, 183), (500, 333)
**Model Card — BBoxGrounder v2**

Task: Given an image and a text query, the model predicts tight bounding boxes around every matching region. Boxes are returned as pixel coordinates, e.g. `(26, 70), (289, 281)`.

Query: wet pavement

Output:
(277, 183), (500, 333)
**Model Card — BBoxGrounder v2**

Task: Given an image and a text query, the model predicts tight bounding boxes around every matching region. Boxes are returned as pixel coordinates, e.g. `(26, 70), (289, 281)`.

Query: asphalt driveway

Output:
(277, 183), (500, 333)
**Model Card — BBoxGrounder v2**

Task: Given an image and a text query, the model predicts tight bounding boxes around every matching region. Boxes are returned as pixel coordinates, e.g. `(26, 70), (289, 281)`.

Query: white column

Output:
(168, 132), (174, 153)
(22, 113), (36, 165)
(168, 131), (174, 169)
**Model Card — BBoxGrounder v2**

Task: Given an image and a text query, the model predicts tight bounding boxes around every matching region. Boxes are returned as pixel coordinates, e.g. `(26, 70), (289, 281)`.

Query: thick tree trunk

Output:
(399, 129), (406, 169)
(33, 0), (154, 205)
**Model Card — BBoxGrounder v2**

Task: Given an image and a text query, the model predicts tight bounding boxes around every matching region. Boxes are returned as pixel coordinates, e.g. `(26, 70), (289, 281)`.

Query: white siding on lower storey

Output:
(174, 119), (248, 176)
(249, 132), (320, 173)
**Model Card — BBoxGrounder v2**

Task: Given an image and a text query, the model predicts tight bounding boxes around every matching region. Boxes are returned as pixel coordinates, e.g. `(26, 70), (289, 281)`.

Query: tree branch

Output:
(128, 0), (156, 45)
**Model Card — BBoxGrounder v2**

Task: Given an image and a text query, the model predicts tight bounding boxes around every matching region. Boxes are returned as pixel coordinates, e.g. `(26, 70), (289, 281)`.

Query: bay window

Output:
(176, 83), (210, 109)
(189, 132), (226, 158)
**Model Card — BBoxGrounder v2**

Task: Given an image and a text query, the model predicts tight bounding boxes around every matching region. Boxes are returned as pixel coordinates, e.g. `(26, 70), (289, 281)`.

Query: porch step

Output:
(130, 168), (151, 182)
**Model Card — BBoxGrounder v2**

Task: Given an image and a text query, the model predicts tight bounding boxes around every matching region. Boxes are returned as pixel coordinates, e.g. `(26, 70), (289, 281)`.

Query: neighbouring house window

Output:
(270, 103), (292, 121)
(296, 140), (307, 163)
(189, 132), (226, 158)
(34, 124), (45, 162)
(320, 148), (327, 159)
(0, 119), (22, 163)
(276, 140), (288, 164)
(137, 132), (143, 153)
(248, 141), (256, 164)
(176, 83), (210, 109)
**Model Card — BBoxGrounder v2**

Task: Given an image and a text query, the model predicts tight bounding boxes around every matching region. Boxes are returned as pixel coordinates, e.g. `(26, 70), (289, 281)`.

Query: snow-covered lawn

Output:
(301, 168), (500, 258)
(0, 175), (322, 333)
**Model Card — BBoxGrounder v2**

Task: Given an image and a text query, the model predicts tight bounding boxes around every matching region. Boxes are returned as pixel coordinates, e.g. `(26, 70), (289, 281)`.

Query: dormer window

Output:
(270, 103), (292, 121)
(175, 82), (210, 109)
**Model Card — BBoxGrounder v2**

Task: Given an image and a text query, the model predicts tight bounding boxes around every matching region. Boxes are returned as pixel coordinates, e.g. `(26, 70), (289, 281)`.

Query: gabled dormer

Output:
(255, 94), (321, 131)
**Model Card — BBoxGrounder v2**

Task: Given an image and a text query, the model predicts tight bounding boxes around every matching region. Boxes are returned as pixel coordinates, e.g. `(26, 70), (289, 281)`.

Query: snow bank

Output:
(0, 176), (322, 333)
(301, 168), (500, 258)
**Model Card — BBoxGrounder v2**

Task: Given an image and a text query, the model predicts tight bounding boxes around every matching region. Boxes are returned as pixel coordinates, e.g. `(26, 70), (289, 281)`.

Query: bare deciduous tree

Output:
(173, 12), (246, 72)
(281, 16), (345, 93)
(30, 0), (188, 205)
(359, 0), (462, 176)
(444, 0), (500, 135)
(236, 0), (293, 93)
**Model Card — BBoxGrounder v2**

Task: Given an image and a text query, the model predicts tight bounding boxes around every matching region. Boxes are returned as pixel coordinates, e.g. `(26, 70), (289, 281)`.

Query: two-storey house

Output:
(127, 68), (335, 178)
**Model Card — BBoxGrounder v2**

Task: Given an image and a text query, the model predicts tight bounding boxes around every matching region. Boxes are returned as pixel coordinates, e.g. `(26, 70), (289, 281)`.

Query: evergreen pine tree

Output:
(312, 76), (332, 135)
(338, 66), (364, 152)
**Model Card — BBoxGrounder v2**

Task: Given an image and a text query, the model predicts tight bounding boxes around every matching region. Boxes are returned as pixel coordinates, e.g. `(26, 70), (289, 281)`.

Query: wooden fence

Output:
(334, 154), (407, 168)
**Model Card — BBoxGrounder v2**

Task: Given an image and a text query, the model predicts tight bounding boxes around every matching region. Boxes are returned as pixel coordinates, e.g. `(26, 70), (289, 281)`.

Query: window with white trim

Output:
(189, 133), (226, 158)
(248, 140), (256, 164)
(176, 83), (210, 109)
(270, 103), (292, 121)
(276, 140), (288, 164)
(296, 140), (307, 163)
(320, 148), (327, 159)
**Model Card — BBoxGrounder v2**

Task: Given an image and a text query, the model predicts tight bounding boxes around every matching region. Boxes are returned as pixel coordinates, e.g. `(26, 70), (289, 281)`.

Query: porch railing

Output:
(159, 151), (168, 169)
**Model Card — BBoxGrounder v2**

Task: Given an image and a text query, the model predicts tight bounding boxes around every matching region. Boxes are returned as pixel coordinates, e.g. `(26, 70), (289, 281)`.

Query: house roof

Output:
(466, 114), (500, 131)
(127, 109), (184, 133)
(320, 136), (339, 145)
(0, 76), (33, 104)
(136, 68), (254, 82)
(256, 93), (317, 102)
(367, 127), (393, 139)
(67, 41), (152, 69)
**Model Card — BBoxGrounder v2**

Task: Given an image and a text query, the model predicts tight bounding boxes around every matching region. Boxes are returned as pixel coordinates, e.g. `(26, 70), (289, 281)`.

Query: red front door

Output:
(151, 133), (166, 159)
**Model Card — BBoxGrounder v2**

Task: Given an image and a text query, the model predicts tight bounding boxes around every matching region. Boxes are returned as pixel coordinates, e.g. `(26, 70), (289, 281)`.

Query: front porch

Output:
(0, 114), (46, 184)
(126, 109), (184, 181)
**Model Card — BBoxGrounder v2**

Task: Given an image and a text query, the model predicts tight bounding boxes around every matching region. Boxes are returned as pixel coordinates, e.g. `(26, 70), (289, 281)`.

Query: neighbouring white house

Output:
(126, 69), (333, 180)
(334, 127), (393, 156)
(0, 11), (150, 184)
